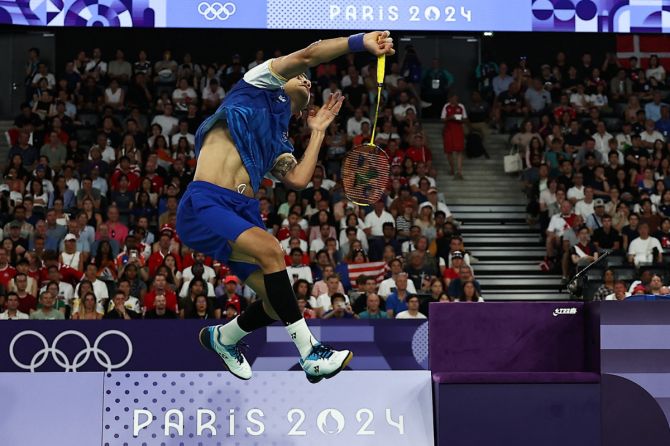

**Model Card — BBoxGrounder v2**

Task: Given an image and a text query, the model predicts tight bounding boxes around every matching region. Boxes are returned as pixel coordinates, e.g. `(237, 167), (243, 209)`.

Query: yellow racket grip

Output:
(377, 54), (386, 86)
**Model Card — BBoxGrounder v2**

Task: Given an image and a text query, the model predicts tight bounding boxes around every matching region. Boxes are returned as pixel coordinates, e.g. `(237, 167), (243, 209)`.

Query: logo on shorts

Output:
(197, 2), (236, 21)
(553, 307), (577, 317)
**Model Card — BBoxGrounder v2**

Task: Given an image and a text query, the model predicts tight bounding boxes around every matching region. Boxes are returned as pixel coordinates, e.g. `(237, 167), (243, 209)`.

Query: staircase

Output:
(423, 122), (568, 301)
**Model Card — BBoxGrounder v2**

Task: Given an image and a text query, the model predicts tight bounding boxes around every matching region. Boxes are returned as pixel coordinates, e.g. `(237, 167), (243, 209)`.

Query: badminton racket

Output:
(341, 51), (390, 206)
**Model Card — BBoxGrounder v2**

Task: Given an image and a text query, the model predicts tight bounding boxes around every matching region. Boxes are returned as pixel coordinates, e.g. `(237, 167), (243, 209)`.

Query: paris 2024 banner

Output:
(1, 0), (669, 32)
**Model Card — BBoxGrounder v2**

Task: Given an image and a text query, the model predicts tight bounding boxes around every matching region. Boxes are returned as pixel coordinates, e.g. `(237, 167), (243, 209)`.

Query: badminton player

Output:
(176, 31), (394, 382)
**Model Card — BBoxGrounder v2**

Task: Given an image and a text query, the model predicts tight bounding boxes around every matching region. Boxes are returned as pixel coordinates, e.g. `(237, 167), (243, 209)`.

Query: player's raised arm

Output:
(271, 31), (395, 80)
(272, 92), (345, 190)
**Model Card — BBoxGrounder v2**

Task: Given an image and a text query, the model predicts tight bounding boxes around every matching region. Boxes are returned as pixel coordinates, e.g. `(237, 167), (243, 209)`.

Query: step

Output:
(476, 277), (563, 286)
(483, 292), (571, 301)
(450, 205), (527, 212)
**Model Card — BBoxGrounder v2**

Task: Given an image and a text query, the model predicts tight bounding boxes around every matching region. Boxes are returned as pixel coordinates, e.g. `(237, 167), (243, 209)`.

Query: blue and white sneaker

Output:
(199, 326), (252, 380)
(300, 343), (353, 384)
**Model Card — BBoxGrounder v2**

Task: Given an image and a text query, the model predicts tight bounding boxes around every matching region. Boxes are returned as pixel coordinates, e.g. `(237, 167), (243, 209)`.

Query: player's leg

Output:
(231, 227), (353, 382)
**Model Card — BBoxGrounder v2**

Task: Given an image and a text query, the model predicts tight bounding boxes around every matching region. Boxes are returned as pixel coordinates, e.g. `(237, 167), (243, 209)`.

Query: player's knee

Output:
(257, 244), (285, 272)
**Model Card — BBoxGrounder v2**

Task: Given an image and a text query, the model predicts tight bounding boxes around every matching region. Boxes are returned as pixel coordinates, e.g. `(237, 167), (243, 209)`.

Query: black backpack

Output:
(465, 132), (486, 158)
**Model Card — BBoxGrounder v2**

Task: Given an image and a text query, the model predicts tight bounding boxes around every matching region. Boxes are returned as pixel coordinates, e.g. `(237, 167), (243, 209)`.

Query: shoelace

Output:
(224, 341), (249, 364)
(310, 343), (334, 360)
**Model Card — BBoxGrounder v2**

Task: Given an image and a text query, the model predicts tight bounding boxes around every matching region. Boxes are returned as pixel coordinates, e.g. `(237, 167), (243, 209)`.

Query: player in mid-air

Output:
(176, 31), (394, 382)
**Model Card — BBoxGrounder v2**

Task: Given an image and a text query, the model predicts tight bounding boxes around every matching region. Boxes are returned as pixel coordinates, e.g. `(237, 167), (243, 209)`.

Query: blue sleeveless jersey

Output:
(194, 71), (294, 192)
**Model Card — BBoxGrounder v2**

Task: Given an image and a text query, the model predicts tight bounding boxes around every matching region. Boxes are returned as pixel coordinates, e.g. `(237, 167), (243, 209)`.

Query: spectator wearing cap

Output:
(447, 265), (482, 300)
(585, 198), (607, 232)
(215, 275), (245, 314)
(442, 250), (466, 285)
(60, 233), (84, 271)
(147, 226), (182, 276)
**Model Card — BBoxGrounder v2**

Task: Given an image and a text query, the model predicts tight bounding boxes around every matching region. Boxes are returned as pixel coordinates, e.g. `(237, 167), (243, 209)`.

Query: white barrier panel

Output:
(105, 371), (435, 445)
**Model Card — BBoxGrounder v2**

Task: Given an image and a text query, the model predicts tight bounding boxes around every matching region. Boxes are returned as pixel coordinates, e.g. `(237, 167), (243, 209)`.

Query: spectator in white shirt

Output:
(0, 293), (29, 320)
(627, 222), (663, 266)
(395, 295), (427, 319)
(172, 78), (198, 112)
(378, 258), (418, 297)
(286, 248), (313, 285)
(31, 63), (56, 89)
(346, 108), (370, 139)
(605, 281), (631, 301)
(170, 120), (195, 148)
(641, 119), (665, 149)
(393, 92), (417, 121)
(567, 173), (586, 203)
(202, 78), (225, 111)
(310, 273), (349, 317)
(575, 187), (596, 217)
(182, 252), (216, 284)
(151, 103), (179, 137)
(364, 200), (395, 237)
(592, 121), (613, 159)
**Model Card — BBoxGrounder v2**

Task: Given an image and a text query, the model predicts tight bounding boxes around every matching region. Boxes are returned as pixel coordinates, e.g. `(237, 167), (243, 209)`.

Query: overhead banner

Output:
(0, 0), (668, 32)
(0, 370), (434, 446)
(0, 320), (429, 372)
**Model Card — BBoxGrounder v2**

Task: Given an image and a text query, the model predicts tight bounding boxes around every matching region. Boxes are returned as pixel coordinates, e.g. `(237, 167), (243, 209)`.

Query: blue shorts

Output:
(176, 181), (262, 280)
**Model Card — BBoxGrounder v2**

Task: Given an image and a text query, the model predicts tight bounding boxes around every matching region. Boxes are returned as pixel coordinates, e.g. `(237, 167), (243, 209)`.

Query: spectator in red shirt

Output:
(40, 250), (84, 286)
(110, 156), (141, 192)
(147, 227), (182, 276)
(143, 157), (164, 194)
(442, 251), (465, 286)
(215, 275), (243, 313)
(405, 133), (433, 166)
(144, 273), (178, 313)
(0, 247), (17, 287)
(14, 272), (37, 314)
(106, 205), (129, 246)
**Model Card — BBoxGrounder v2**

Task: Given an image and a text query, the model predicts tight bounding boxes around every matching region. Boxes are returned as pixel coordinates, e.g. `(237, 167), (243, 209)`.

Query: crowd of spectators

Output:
(493, 50), (670, 297)
(0, 44), (484, 321)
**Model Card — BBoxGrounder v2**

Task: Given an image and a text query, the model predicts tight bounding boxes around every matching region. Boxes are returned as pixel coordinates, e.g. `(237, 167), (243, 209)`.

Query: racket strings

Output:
(342, 148), (390, 205)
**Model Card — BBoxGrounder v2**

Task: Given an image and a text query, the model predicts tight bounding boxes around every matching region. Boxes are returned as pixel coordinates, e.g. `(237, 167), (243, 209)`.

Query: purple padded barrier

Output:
(429, 302), (600, 383)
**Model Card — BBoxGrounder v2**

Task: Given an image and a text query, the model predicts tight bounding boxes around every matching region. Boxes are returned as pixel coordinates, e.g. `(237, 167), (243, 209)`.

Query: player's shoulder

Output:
(243, 59), (288, 90)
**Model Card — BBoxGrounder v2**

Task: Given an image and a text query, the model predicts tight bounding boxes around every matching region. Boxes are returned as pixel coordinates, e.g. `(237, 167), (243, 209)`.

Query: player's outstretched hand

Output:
(308, 92), (344, 132)
(364, 31), (395, 57)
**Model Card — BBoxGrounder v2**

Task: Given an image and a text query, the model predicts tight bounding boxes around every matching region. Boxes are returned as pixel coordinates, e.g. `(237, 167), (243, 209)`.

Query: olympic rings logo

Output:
(197, 2), (236, 21)
(9, 330), (133, 372)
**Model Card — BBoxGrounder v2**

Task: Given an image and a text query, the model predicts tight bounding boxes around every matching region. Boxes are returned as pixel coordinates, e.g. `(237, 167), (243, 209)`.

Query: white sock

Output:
(286, 318), (318, 359)
(216, 317), (249, 346)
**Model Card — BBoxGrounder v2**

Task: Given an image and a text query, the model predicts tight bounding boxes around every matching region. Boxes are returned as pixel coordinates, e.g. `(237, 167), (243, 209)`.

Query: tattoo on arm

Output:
(271, 154), (298, 179)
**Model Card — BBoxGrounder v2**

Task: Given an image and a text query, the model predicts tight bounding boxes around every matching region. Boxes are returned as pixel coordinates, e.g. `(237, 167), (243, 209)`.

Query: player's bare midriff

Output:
(193, 121), (255, 198)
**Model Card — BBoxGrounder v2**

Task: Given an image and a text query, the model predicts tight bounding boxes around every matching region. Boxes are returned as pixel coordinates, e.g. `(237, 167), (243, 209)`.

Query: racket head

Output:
(341, 143), (390, 207)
